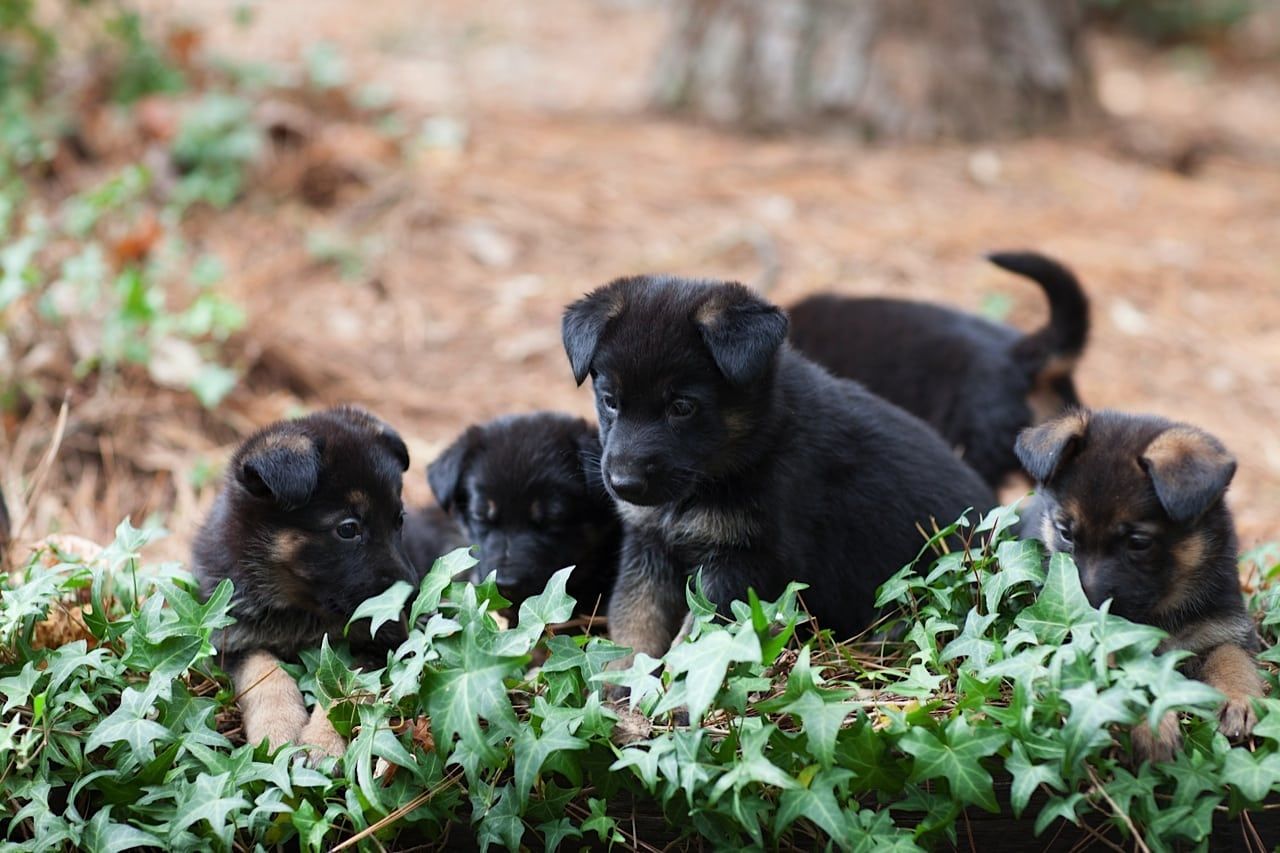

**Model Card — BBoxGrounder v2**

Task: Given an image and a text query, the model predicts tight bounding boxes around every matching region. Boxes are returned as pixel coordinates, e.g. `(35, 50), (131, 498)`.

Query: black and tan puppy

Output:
(427, 412), (620, 615)
(193, 405), (418, 756)
(1016, 409), (1265, 761)
(787, 251), (1089, 487)
(562, 275), (995, 665)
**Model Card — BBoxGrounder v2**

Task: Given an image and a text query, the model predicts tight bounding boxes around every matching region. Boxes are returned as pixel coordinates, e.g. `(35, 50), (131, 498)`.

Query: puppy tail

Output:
(987, 250), (1090, 371)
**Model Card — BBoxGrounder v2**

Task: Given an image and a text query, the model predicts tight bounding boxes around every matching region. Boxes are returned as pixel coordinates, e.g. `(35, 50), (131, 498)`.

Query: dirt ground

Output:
(7, 0), (1280, 562)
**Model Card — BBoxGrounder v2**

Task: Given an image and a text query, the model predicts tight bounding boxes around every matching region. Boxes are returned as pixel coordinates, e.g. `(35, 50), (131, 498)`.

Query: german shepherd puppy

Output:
(1016, 409), (1265, 761)
(787, 251), (1090, 487)
(193, 405), (418, 756)
(427, 412), (620, 615)
(562, 275), (995, 665)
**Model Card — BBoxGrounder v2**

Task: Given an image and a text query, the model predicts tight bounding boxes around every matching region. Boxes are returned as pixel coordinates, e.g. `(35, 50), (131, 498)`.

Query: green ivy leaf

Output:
(85, 685), (172, 764)
(709, 719), (798, 802)
(537, 817), (583, 853)
(1015, 553), (1092, 645)
(346, 580), (413, 640)
(1222, 747), (1280, 803)
(900, 716), (1008, 812)
(1060, 682), (1140, 770)
(658, 624), (761, 723)
(513, 719), (587, 807)
(80, 807), (163, 852)
(1005, 740), (1064, 817)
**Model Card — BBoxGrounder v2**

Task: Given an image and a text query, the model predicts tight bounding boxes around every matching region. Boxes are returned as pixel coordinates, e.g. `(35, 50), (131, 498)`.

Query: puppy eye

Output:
(1055, 521), (1073, 544)
(668, 397), (698, 420)
(336, 518), (363, 541)
(1128, 533), (1154, 552)
(600, 392), (618, 413)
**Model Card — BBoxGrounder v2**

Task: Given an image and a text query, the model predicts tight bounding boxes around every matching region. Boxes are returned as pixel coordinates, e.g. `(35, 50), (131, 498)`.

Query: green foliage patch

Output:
(2, 506), (1279, 850)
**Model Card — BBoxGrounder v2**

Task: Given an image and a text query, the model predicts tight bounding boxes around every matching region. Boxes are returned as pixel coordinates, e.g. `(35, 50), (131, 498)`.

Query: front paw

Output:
(1219, 697), (1258, 740)
(1130, 712), (1181, 765)
(299, 704), (347, 764)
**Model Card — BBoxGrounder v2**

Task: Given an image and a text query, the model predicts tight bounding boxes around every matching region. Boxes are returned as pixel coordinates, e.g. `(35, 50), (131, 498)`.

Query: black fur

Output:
(401, 503), (466, 576)
(427, 412), (620, 614)
(193, 405), (418, 671)
(1015, 410), (1247, 637)
(786, 250), (1090, 487)
(561, 275), (995, 652)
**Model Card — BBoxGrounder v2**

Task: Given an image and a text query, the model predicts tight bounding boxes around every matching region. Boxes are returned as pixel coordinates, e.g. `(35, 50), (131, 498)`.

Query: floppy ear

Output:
(329, 405), (410, 471)
(562, 284), (624, 386)
(236, 429), (321, 511)
(695, 283), (788, 387)
(427, 427), (481, 512)
(1014, 409), (1089, 484)
(1140, 426), (1236, 524)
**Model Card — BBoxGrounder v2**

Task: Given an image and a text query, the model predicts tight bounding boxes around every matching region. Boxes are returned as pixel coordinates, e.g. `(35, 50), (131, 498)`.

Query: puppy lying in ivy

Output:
(427, 412), (620, 615)
(194, 406), (419, 757)
(1017, 409), (1266, 761)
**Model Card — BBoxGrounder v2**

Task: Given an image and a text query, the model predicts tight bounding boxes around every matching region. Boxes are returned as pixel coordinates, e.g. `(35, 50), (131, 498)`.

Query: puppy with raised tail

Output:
(562, 275), (995, 669)
(193, 406), (419, 758)
(1016, 409), (1266, 761)
(788, 251), (1090, 488)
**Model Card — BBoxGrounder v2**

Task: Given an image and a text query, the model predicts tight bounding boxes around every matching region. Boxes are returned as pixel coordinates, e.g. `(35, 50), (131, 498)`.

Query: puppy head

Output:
(562, 275), (787, 507)
(427, 412), (617, 603)
(228, 405), (415, 622)
(1016, 410), (1236, 622)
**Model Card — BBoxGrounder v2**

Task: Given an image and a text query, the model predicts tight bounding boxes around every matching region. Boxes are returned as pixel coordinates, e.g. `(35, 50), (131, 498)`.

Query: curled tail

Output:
(987, 250), (1090, 371)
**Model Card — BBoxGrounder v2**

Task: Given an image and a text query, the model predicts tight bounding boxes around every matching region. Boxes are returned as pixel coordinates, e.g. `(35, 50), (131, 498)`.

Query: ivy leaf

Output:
(939, 609), (998, 673)
(86, 685), (173, 764)
(493, 567), (578, 656)
(900, 716), (1008, 812)
(658, 624), (761, 723)
(346, 580), (413, 639)
(1034, 792), (1086, 836)
(167, 772), (250, 849)
(1222, 748), (1280, 802)
(985, 539), (1045, 612)
(709, 719), (799, 802)
(80, 807), (163, 852)
(537, 817), (583, 853)
(1015, 552), (1092, 644)
(612, 737), (677, 791)
(775, 766), (854, 842)
(1060, 683), (1140, 770)
(513, 720), (587, 807)
(423, 620), (522, 779)
(1005, 740), (1064, 817)
(590, 651), (664, 711)
(410, 549), (472, 624)
(1248, 698), (1280, 744)
(892, 664), (945, 701)
(1144, 653), (1225, 727)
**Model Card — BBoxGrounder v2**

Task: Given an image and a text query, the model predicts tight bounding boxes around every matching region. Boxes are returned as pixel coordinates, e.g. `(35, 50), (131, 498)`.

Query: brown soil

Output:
(6, 0), (1280, 562)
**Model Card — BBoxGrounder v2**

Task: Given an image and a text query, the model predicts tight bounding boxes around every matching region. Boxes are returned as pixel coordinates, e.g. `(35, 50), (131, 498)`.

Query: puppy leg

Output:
(1200, 643), (1266, 739)
(604, 539), (686, 696)
(298, 702), (348, 761)
(234, 650), (309, 751)
(1130, 711), (1181, 765)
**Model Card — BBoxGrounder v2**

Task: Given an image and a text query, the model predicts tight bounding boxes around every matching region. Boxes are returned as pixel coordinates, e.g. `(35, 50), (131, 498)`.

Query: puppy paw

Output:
(299, 704), (347, 764)
(1130, 712), (1181, 765)
(1219, 697), (1258, 740)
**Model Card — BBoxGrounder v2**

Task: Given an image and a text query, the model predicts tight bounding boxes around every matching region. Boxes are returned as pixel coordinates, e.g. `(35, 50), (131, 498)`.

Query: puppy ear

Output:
(562, 285), (625, 386)
(695, 284), (788, 387)
(1140, 427), (1236, 523)
(237, 429), (321, 511)
(329, 405), (409, 471)
(428, 426), (481, 512)
(1015, 409), (1089, 484)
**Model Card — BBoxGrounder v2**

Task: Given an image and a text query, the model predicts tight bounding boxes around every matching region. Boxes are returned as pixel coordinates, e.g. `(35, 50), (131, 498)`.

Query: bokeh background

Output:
(2, 0), (1279, 566)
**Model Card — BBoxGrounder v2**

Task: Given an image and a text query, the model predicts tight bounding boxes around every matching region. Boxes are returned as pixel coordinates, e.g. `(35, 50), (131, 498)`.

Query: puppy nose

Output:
(608, 470), (648, 501)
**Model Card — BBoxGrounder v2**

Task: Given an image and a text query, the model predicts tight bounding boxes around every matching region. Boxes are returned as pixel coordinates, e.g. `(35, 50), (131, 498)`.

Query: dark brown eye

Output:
(668, 397), (697, 419)
(1055, 521), (1073, 544)
(1128, 533), (1153, 553)
(336, 518), (362, 540)
(600, 392), (618, 413)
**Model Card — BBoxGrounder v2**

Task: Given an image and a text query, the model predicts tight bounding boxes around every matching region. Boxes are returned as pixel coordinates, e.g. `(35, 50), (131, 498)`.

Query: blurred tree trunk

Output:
(652, 0), (1098, 140)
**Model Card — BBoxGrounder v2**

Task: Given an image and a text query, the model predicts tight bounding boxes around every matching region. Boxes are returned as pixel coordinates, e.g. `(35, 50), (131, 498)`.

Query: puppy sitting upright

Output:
(787, 251), (1090, 487)
(427, 412), (620, 615)
(1016, 409), (1265, 761)
(562, 276), (995, 664)
(194, 406), (418, 756)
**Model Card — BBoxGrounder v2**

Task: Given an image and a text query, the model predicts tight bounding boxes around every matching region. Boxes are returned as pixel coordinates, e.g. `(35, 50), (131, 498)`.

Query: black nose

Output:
(608, 470), (648, 501)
